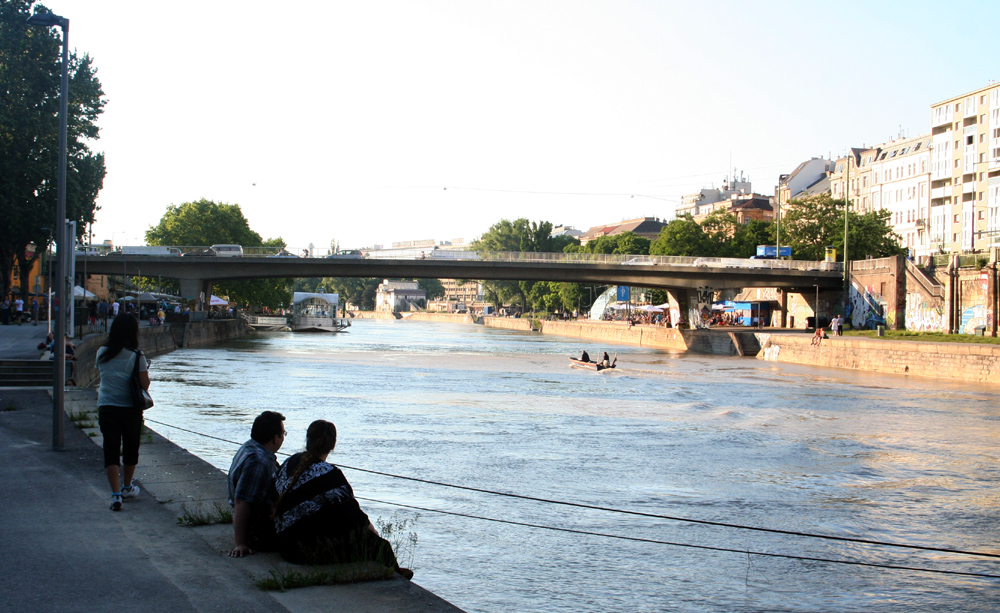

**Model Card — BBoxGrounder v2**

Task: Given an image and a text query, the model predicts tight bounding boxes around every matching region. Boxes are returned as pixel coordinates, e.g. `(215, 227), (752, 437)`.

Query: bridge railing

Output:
(97, 245), (841, 271)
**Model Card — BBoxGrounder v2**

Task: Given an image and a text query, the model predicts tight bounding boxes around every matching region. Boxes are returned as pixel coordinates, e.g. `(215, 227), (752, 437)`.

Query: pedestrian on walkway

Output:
(31, 299), (39, 326)
(830, 315), (840, 337)
(96, 314), (149, 511)
(14, 297), (24, 324)
(1, 298), (10, 325)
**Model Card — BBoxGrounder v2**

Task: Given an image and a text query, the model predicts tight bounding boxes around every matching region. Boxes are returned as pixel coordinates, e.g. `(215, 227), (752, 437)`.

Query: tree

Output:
(0, 0), (107, 300)
(418, 278), (444, 301)
(472, 218), (571, 312)
(145, 199), (291, 308)
(781, 194), (905, 260)
(578, 231), (651, 255)
(650, 215), (709, 256)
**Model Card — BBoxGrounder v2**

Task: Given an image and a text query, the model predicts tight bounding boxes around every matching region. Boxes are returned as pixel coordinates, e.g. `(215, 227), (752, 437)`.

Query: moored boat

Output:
(291, 292), (350, 332)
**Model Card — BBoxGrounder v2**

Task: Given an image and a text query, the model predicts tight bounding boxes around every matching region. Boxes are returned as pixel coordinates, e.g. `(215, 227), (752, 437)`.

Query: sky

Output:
(37, 0), (999, 253)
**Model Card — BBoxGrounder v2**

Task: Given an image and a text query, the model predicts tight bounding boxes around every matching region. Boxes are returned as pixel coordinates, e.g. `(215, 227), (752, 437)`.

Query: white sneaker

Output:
(121, 481), (141, 500)
(110, 495), (122, 511)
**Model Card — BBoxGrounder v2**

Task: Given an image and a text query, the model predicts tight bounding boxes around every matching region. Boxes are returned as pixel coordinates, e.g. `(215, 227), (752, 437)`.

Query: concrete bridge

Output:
(78, 251), (842, 327)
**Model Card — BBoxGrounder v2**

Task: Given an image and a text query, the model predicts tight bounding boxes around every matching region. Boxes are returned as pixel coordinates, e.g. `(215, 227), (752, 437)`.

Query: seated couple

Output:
(227, 411), (410, 578)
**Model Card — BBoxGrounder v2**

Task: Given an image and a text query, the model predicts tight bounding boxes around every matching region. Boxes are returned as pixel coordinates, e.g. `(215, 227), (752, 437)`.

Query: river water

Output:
(149, 320), (1000, 612)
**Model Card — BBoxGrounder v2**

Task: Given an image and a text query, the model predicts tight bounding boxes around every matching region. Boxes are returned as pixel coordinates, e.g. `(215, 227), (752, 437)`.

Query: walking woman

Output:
(96, 314), (148, 511)
(273, 420), (413, 578)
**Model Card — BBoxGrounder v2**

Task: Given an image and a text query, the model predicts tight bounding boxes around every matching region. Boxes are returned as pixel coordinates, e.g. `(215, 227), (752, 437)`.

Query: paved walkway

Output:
(0, 319), (53, 359)
(0, 322), (464, 612)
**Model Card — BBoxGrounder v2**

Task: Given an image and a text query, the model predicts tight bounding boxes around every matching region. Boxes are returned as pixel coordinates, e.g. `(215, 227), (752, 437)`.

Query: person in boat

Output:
(272, 420), (413, 579)
(580, 350), (590, 362)
(601, 352), (611, 367)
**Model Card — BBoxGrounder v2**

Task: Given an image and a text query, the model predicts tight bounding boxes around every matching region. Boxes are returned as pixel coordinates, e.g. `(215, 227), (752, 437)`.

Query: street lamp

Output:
(28, 10), (70, 450)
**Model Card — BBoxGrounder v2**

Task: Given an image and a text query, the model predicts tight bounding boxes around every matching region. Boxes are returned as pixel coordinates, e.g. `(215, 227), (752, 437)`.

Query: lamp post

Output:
(28, 11), (70, 450)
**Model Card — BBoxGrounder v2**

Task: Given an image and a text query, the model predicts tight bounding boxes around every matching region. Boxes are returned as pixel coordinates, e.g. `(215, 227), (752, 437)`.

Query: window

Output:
(979, 210), (985, 220)
(956, 159), (961, 168)
(956, 103), (961, 112)
(981, 134), (986, 143)
(889, 150), (898, 158)
(914, 142), (922, 151)
(967, 135), (974, 146)
(955, 214), (960, 222)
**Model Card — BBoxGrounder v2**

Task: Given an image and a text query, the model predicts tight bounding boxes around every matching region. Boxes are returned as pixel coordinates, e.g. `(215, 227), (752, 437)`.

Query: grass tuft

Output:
(176, 502), (233, 526)
(376, 512), (419, 571)
(844, 330), (1000, 344)
(254, 563), (394, 591)
(2, 405), (15, 412)
(68, 409), (96, 429)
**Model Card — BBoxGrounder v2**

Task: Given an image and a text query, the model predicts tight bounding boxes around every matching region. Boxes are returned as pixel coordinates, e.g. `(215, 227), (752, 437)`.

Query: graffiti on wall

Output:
(848, 282), (888, 330)
(904, 293), (946, 332)
(960, 305), (986, 335)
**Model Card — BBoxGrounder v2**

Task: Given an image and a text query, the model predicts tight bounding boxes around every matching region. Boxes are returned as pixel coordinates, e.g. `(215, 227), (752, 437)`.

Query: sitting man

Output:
(228, 410), (286, 557)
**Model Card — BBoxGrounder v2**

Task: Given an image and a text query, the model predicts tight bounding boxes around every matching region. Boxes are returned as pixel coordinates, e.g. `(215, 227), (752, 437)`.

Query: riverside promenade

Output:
(0, 323), (463, 613)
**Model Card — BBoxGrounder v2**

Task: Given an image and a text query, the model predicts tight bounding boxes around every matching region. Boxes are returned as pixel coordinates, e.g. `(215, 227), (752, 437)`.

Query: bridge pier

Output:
(179, 279), (213, 311)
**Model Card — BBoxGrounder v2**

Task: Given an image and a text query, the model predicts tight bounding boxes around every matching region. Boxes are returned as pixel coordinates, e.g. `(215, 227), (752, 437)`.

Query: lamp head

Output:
(26, 12), (68, 28)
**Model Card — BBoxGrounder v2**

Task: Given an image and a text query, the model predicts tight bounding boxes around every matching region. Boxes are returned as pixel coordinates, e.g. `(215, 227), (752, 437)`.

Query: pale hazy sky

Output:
(40, 0), (998, 252)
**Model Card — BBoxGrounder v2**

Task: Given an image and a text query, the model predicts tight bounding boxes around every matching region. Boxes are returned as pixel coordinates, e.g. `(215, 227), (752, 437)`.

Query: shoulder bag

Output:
(130, 349), (154, 410)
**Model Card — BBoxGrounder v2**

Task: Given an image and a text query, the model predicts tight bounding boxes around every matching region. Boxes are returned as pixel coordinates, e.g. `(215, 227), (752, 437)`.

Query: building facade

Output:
(929, 83), (1000, 253)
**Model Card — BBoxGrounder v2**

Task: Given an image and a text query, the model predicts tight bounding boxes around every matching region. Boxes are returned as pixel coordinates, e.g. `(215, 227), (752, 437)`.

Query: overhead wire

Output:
(144, 417), (1000, 565)
(355, 496), (1000, 581)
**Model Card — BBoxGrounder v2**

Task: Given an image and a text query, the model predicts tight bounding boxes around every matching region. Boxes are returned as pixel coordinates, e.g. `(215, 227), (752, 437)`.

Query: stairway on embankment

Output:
(0, 359), (53, 387)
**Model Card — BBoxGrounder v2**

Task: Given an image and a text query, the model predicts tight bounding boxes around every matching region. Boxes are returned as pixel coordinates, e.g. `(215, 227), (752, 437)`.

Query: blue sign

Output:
(616, 286), (631, 301)
(756, 245), (792, 258)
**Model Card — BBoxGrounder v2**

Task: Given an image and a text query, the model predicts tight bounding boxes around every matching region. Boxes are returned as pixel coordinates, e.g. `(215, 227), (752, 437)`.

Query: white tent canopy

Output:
(73, 285), (96, 299)
(210, 295), (229, 306)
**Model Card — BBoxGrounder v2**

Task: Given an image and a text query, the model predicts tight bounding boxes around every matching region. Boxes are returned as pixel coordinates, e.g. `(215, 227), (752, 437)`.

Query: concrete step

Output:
(0, 360), (54, 387)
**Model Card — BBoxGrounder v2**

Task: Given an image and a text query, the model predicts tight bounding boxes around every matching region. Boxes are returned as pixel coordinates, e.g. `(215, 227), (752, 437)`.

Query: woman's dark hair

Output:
(274, 420), (337, 515)
(98, 314), (140, 363)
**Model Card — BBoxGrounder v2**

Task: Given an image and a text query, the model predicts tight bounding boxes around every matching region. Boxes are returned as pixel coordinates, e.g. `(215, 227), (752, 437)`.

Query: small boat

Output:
(291, 292), (351, 332)
(569, 357), (616, 371)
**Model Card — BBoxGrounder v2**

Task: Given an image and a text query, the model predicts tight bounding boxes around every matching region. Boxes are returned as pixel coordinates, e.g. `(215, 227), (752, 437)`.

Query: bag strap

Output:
(131, 349), (144, 378)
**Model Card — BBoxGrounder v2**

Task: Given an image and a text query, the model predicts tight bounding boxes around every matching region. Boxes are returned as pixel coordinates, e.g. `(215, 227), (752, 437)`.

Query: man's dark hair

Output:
(250, 411), (285, 444)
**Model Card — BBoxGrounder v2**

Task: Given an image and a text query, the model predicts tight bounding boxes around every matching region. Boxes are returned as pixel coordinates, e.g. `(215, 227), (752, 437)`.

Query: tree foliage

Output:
(649, 215), (709, 256)
(0, 0), (107, 299)
(472, 218), (576, 312)
(145, 199), (291, 308)
(781, 194), (905, 260)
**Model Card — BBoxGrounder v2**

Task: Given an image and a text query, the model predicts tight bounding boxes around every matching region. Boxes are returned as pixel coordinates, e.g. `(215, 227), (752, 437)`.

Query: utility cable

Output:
(144, 417), (1000, 561)
(356, 496), (1000, 580)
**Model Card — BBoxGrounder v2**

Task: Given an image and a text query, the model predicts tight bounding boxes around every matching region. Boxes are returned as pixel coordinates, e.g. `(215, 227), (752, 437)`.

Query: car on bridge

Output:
(266, 250), (298, 258)
(182, 248), (216, 257)
(325, 250), (364, 259)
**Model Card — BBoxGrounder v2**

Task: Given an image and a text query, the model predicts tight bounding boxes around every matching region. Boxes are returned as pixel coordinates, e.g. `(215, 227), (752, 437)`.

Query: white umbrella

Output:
(637, 305), (664, 313)
(73, 285), (96, 299)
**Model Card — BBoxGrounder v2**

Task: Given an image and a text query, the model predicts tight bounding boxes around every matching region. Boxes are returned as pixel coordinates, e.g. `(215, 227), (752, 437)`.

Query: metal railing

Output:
(88, 245), (842, 272)
(851, 257), (894, 271)
(904, 259), (945, 299)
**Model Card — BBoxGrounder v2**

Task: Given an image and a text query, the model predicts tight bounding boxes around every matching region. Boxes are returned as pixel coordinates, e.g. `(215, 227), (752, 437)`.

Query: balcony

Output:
(931, 186), (949, 199)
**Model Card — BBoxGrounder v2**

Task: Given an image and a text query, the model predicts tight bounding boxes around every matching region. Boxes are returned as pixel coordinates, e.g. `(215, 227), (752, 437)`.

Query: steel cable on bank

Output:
(144, 417), (1000, 564)
(354, 496), (1000, 580)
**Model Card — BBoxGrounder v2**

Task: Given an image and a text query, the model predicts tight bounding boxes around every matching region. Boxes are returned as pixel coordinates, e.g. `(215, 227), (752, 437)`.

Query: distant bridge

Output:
(78, 250), (843, 292)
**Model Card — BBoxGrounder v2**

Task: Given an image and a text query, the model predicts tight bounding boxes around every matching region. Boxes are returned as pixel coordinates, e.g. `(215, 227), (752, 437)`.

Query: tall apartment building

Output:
(829, 136), (934, 256)
(929, 83), (1000, 253)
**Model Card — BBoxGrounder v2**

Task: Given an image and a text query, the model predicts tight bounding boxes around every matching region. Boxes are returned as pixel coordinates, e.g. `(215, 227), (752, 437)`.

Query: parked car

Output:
(267, 251), (299, 258)
(182, 248), (217, 257)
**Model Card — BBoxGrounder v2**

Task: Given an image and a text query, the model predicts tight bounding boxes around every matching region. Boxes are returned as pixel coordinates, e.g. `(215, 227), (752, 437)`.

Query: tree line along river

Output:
(148, 319), (1000, 613)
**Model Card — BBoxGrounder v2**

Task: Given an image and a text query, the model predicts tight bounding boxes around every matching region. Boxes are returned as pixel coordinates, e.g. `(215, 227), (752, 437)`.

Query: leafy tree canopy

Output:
(145, 199), (290, 308)
(650, 215), (709, 256)
(1, 0), (107, 299)
(781, 194), (905, 260)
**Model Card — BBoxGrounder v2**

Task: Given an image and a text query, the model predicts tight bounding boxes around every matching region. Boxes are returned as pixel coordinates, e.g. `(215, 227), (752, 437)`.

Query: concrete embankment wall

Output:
(182, 319), (251, 348)
(757, 333), (1000, 384)
(482, 317), (534, 331)
(73, 326), (178, 387)
(538, 320), (690, 351)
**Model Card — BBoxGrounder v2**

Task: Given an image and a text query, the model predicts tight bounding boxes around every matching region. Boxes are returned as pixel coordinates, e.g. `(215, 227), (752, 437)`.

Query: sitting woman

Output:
(272, 420), (412, 578)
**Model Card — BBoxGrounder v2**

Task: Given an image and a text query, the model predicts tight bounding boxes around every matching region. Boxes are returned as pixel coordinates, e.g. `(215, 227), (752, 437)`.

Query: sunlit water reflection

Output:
(149, 320), (1000, 612)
